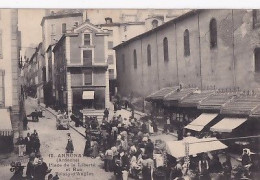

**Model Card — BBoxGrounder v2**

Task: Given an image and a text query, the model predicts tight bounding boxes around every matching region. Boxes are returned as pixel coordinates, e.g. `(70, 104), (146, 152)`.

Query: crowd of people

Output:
(16, 130), (41, 157)
(14, 129), (60, 180)
(82, 110), (160, 180)
(73, 103), (260, 180)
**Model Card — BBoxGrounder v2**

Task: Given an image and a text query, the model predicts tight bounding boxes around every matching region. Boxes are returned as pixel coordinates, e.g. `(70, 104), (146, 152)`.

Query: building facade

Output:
(0, 9), (22, 152)
(53, 21), (109, 113)
(85, 9), (188, 97)
(22, 43), (46, 103)
(115, 9), (260, 100)
(41, 10), (83, 106)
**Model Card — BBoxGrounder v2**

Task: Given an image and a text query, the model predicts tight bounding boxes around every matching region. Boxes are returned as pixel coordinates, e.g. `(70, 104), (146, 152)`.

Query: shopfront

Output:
(0, 108), (13, 153)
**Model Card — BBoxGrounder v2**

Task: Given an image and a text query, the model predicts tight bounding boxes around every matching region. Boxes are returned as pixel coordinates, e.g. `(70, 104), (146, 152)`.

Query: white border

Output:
(1, 0), (260, 9)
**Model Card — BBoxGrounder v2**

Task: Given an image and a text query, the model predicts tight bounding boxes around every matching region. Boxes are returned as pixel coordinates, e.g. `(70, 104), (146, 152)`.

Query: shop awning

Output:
(165, 137), (227, 158)
(0, 109), (13, 136)
(210, 117), (247, 133)
(185, 113), (218, 132)
(82, 91), (94, 100)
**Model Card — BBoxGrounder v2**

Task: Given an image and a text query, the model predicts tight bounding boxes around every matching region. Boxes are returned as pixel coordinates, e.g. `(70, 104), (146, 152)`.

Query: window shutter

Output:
(108, 41), (113, 49)
(83, 50), (92, 65)
(108, 55), (113, 64)
(84, 70), (92, 85)
(62, 23), (66, 34)
(84, 34), (91, 46)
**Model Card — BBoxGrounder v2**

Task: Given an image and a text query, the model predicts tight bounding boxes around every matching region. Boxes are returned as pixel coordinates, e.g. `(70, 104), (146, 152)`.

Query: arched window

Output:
(184, 29), (190, 56)
(163, 37), (169, 62)
(210, 18), (217, 49)
(147, 45), (151, 66)
(133, 49), (137, 69)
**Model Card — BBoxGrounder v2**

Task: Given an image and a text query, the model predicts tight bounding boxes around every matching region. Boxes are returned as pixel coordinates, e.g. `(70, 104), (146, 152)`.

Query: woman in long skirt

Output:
(83, 135), (91, 156)
(91, 140), (99, 158)
(148, 120), (154, 134)
(66, 134), (74, 153)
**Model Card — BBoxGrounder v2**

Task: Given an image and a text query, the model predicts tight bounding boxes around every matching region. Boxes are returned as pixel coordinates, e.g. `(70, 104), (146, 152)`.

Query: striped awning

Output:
(185, 113), (218, 132)
(0, 109), (13, 136)
(210, 118), (247, 133)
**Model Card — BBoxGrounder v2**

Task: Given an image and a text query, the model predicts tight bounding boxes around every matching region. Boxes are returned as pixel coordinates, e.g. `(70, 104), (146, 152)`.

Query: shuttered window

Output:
(84, 34), (91, 46)
(108, 41), (113, 49)
(84, 70), (92, 85)
(0, 70), (4, 106)
(62, 23), (66, 34)
(83, 50), (92, 65)
(108, 55), (114, 64)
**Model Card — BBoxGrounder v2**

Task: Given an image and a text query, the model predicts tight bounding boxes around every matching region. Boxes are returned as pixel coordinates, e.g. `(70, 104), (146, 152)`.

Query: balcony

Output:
(67, 61), (108, 69)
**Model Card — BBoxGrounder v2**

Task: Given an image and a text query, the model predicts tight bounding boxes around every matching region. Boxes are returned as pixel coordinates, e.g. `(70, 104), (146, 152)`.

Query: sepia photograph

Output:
(0, 2), (260, 179)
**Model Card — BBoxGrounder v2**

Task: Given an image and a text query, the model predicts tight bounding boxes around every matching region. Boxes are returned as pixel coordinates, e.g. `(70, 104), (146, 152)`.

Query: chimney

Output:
(85, 11), (90, 22)
(105, 17), (113, 24)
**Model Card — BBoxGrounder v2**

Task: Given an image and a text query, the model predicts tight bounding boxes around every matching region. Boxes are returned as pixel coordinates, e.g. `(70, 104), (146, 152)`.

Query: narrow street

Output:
(19, 98), (115, 180)
(26, 98), (117, 180)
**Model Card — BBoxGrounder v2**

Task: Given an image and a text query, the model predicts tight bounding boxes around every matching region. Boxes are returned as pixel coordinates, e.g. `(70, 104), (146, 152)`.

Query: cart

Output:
(56, 114), (70, 130)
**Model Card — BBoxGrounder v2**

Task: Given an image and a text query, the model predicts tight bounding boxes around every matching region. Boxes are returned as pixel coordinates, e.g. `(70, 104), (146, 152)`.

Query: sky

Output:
(18, 9), (45, 56)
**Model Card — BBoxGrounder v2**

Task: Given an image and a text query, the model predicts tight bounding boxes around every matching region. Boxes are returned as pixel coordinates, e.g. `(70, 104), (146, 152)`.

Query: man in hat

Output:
(145, 139), (154, 159)
(34, 157), (49, 180)
(24, 133), (32, 155)
(114, 159), (123, 180)
(104, 108), (109, 121)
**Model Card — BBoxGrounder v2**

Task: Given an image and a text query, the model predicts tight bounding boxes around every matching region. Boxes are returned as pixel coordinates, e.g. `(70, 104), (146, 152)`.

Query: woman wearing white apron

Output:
(148, 120), (154, 134)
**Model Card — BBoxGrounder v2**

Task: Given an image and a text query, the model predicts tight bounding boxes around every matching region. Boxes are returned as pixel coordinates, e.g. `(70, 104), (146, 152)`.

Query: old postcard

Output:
(0, 3), (259, 180)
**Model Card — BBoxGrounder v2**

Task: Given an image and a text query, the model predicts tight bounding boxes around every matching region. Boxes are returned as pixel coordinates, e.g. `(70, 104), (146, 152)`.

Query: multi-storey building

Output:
(85, 9), (188, 97)
(41, 10), (83, 106)
(53, 21), (109, 115)
(114, 10), (260, 102)
(22, 43), (45, 103)
(0, 9), (22, 152)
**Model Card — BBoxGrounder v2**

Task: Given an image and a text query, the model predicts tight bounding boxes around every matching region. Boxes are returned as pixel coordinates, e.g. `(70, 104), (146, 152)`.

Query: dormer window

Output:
(152, 19), (158, 29)
(105, 17), (113, 24)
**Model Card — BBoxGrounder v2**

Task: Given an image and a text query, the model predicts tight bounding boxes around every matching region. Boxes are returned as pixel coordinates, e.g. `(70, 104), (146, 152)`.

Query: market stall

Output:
(165, 136), (227, 158)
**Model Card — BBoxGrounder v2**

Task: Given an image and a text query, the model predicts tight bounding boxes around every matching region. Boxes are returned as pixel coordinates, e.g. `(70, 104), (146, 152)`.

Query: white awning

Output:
(165, 137), (227, 158)
(0, 109), (13, 136)
(82, 91), (94, 100)
(185, 113), (218, 132)
(210, 118), (247, 133)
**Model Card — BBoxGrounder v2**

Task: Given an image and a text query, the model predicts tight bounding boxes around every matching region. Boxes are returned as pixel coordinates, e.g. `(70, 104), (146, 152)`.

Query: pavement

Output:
(0, 97), (116, 180)
(0, 97), (242, 179)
